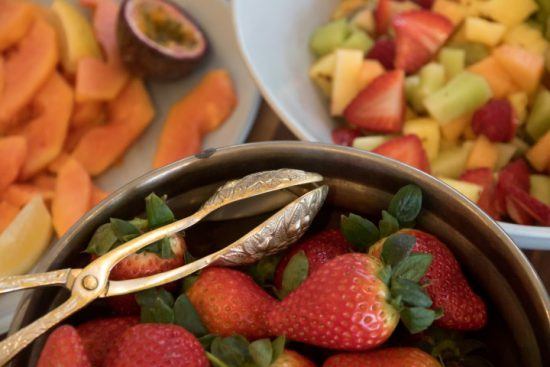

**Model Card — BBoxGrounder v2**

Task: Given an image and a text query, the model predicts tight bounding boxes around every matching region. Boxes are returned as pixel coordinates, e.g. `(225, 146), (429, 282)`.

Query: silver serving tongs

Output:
(0, 169), (328, 365)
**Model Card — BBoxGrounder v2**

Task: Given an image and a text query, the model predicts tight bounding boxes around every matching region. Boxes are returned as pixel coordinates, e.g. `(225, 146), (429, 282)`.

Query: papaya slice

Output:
(0, 56), (4, 95)
(81, 0), (120, 62)
(1, 184), (54, 208)
(75, 57), (129, 102)
(32, 173), (56, 192)
(73, 78), (155, 175)
(153, 70), (237, 168)
(0, 201), (19, 233)
(72, 101), (105, 128)
(52, 158), (92, 236)
(0, 19), (58, 130)
(47, 152), (71, 174)
(20, 72), (74, 179)
(91, 185), (108, 207)
(0, 135), (27, 191)
(0, 0), (35, 51)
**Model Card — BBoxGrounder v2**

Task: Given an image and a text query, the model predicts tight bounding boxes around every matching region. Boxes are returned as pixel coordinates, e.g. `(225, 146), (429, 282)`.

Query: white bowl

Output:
(232, 0), (550, 250)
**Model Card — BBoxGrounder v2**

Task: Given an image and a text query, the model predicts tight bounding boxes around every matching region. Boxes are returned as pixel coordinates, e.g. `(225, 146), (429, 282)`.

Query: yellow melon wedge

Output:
(0, 196), (52, 276)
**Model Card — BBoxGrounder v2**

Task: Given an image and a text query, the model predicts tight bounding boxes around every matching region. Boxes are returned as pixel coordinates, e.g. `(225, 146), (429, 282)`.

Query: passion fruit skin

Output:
(117, 0), (209, 80)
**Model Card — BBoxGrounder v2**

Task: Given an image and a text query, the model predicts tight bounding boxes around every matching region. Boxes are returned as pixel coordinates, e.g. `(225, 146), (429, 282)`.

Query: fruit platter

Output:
(3, 144), (548, 367)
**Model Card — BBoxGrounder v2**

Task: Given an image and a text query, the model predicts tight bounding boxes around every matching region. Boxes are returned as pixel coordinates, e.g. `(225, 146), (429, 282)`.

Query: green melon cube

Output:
(438, 48), (466, 79)
(526, 88), (550, 140)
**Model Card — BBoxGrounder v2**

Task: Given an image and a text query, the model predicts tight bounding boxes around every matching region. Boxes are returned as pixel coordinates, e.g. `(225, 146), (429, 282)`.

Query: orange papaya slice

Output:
(52, 158), (92, 236)
(82, 0), (120, 62)
(0, 135), (26, 191)
(0, 19), (58, 130)
(32, 173), (56, 192)
(0, 0), (35, 51)
(153, 70), (237, 168)
(1, 184), (54, 208)
(20, 72), (74, 179)
(91, 185), (108, 207)
(47, 152), (71, 174)
(72, 101), (105, 128)
(0, 201), (19, 233)
(73, 78), (155, 175)
(75, 57), (129, 102)
(0, 56), (4, 95)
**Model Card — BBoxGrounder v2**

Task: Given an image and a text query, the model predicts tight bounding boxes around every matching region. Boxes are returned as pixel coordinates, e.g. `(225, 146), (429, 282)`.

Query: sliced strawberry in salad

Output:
(367, 38), (396, 70)
(373, 134), (431, 172)
(460, 168), (500, 219)
(375, 0), (392, 35)
(471, 99), (516, 142)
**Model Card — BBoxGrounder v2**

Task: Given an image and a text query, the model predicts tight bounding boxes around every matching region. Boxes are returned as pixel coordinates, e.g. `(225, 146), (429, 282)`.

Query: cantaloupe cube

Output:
(331, 49), (364, 115)
(507, 92), (528, 123)
(433, 0), (467, 25)
(468, 56), (517, 98)
(466, 135), (499, 170)
(357, 60), (385, 91)
(495, 143), (518, 170)
(493, 45), (543, 94)
(504, 23), (548, 55)
(477, 0), (538, 27)
(403, 118), (441, 161)
(440, 114), (471, 142)
(526, 131), (550, 172)
(464, 17), (506, 47)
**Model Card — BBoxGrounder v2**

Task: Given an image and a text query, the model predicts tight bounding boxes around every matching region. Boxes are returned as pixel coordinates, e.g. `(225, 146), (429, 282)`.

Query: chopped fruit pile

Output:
(38, 185), (494, 366)
(309, 0), (550, 226)
(0, 0), (237, 271)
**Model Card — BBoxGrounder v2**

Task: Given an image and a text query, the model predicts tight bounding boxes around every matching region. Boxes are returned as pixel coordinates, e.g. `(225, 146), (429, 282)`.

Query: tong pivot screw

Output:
(82, 275), (98, 290)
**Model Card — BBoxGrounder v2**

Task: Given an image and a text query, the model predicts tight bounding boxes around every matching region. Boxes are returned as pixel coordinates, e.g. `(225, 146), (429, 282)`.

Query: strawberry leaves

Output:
(340, 213), (379, 250)
(146, 193), (175, 228)
(206, 335), (286, 367)
(381, 233), (416, 266)
(388, 184), (423, 225)
(278, 251), (309, 298)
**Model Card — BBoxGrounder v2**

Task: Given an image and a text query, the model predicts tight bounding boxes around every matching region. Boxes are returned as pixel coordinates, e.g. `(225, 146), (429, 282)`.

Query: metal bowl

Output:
(8, 142), (549, 366)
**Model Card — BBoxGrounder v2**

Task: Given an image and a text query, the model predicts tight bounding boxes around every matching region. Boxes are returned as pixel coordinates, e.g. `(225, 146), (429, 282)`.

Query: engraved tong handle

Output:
(0, 269), (76, 295)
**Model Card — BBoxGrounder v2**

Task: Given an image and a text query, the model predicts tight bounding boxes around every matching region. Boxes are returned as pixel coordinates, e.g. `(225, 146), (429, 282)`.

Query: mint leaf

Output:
(381, 233), (416, 267)
(378, 265), (392, 285)
(210, 335), (251, 367)
(129, 217), (148, 231)
(161, 237), (174, 259)
(391, 278), (432, 308)
(207, 352), (230, 367)
(200, 334), (216, 349)
(110, 218), (141, 242)
(401, 307), (437, 333)
(393, 253), (432, 282)
(249, 339), (272, 367)
(388, 185), (422, 224)
(146, 193), (175, 228)
(86, 223), (118, 255)
(280, 251), (309, 298)
(379, 210), (399, 237)
(136, 288), (174, 308)
(341, 213), (379, 250)
(182, 275), (199, 292)
(248, 254), (282, 286)
(271, 336), (285, 362)
(174, 294), (208, 336)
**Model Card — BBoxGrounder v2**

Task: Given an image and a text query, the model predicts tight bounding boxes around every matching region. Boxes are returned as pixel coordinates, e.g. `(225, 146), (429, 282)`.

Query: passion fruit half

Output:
(118, 0), (208, 80)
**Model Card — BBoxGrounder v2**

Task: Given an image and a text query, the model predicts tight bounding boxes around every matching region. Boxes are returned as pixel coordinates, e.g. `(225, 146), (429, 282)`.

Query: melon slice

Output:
(0, 136), (27, 191)
(52, 158), (92, 236)
(0, 196), (52, 276)
(493, 45), (543, 94)
(20, 72), (74, 179)
(466, 135), (498, 170)
(75, 57), (129, 102)
(73, 78), (155, 175)
(0, 19), (58, 130)
(0, 0), (35, 51)
(468, 56), (516, 98)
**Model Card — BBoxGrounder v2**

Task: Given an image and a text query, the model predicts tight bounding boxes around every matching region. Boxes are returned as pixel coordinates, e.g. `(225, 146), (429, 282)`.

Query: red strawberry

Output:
(77, 317), (139, 367)
(393, 10), (454, 73)
(370, 229), (487, 330)
(375, 0), (392, 35)
(497, 159), (530, 192)
(343, 70), (405, 133)
(367, 38), (396, 70)
(373, 135), (431, 172)
(505, 196), (535, 225)
(323, 348), (442, 367)
(274, 229), (351, 289)
(471, 99), (516, 142)
(272, 350), (316, 367)
(267, 253), (401, 350)
(104, 324), (208, 367)
(37, 325), (91, 367)
(187, 267), (276, 339)
(332, 127), (362, 146)
(411, 0), (435, 9)
(506, 184), (550, 225)
(460, 168), (500, 219)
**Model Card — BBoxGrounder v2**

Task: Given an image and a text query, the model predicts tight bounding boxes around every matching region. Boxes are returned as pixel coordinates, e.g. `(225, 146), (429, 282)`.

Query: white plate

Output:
(232, 0), (550, 250)
(1, 0), (260, 334)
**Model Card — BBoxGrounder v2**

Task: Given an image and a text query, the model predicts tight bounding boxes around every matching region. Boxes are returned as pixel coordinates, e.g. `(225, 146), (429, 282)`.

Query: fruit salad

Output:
(308, 0), (550, 226)
(36, 186), (496, 366)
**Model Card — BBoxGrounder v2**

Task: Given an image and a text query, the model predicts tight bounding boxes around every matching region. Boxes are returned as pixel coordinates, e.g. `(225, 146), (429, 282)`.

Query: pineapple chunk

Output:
(433, 0), (467, 25)
(526, 131), (550, 172)
(466, 135), (499, 170)
(403, 118), (441, 161)
(432, 141), (474, 178)
(331, 0), (367, 20)
(507, 92), (528, 123)
(495, 143), (518, 170)
(351, 9), (375, 35)
(440, 114), (471, 142)
(530, 175), (550, 205)
(331, 49), (364, 115)
(504, 23), (549, 55)
(438, 48), (466, 79)
(353, 135), (390, 151)
(439, 177), (483, 202)
(309, 52), (336, 96)
(477, 0), (538, 27)
(357, 60), (385, 91)
(464, 17), (506, 47)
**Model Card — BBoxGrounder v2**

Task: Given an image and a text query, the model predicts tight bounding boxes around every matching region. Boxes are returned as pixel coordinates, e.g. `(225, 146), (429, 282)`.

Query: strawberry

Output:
(332, 127), (362, 146)
(505, 198), (535, 225)
(187, 267), (277, 339)
(268, 241), (438, 350)
(323, 348), (442, 367)
(373, 135), (431, 172)
(77, 317), (138, 367)
(497, 159), (530, 192)
(411, 0), (434, 8)
(37, 325), (91, 367)
(506, 184), (550, 225)
(370, 229), (487, 330)
(274, 229), (351, 289)
(343, 70), (405, 133)
(460, 168), (500, 219)
(375, 0), (392, 35)
(104, 324), (208, 367)
(367, 38), (395, 70)
(471, 99), (516, 142)
(272, 350), (316, 367)
(393, 10), (454, 73)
